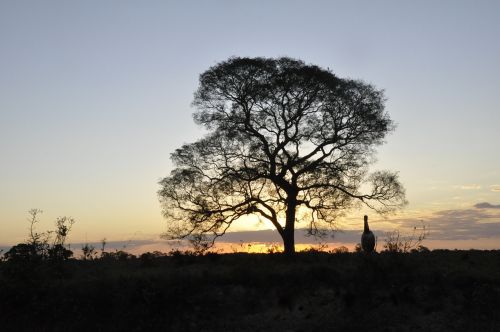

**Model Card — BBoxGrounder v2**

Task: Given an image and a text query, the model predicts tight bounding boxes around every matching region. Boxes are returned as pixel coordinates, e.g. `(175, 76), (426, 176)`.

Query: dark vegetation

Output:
(159, 57), (406, 255)
(1, 56), (494, 330)
(2, 210), (495, 331)
(1, 249), (499, 332)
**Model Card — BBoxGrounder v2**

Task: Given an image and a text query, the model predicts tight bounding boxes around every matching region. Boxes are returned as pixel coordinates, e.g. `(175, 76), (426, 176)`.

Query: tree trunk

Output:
(283, 226), (295, 256)
(283, 195), (297, 256)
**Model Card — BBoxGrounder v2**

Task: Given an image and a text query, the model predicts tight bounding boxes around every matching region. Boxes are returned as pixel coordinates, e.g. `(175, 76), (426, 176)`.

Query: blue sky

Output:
(1, 0), (499, 248)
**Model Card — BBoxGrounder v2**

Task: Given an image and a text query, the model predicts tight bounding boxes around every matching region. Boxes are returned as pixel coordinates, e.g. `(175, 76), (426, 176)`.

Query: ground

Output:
(1, 250), (499, 331)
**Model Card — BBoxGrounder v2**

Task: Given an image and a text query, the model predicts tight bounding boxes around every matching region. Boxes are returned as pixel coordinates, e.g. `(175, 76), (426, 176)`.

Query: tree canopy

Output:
(158, 57), (406, 255)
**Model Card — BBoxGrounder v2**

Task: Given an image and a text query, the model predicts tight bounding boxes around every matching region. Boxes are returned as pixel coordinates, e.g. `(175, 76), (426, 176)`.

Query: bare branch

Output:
(159, 57), (405, 254)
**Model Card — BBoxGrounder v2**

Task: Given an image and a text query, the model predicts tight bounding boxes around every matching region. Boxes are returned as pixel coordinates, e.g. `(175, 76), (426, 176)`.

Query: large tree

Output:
(158, 57), (406, 255)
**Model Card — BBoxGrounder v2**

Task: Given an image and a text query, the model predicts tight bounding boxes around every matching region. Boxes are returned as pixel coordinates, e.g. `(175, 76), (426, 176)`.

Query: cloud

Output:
(219, 230), (282, 243)
(386, 206), (500, 241)
(474, 202), (500, 209)
(180, 204), (500, 244)
(218, 229), (361, 244)
(453, 184), (481, 190)
(430, 209), (500, 240)
(61, 203), (500, 253)
(491, 185), (500, 192)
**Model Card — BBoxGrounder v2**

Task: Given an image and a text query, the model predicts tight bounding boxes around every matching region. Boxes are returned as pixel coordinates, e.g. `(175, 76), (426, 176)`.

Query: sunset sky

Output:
(1, 1), (499, 251)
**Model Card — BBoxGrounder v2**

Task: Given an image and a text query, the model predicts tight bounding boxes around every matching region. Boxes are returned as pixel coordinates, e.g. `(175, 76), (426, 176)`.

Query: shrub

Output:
(101, 250), (136, 261)
(331, 246), (349, 254)
(4, 209), (75, 263)
(382, 222), (429, 253)
(81, 243), (98, 260)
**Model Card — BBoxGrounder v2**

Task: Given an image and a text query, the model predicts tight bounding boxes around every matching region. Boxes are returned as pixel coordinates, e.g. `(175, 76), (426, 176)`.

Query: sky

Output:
(1, 0), (499, 251)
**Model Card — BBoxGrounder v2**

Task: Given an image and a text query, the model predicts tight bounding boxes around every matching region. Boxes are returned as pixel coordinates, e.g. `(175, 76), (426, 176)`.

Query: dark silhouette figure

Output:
(158, 57), (406, 255)
(361, 215), (375, 253)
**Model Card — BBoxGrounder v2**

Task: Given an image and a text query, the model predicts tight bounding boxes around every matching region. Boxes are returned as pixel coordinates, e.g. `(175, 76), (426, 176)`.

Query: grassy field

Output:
(1, 250), (499, 331)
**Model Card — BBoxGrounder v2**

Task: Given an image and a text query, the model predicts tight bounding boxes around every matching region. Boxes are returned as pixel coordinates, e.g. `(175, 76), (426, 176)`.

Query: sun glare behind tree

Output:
(158, 57), (407, 255)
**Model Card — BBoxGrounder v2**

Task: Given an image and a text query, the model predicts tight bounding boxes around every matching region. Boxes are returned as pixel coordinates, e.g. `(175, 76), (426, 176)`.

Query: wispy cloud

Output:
(474, 202), (500, 209)
(203, 204), (500, 244)
(491, 185), (500, 192)
(386, 205), (500, 241)
(63, 204), (500, 253)
(453, 184), (481, 190)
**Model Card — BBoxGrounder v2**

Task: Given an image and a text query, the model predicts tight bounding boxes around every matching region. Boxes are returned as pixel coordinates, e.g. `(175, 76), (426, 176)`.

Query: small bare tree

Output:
(26, 209), (50, 259)
(383, 222), (429, 253)
(100, 238), (107, 257)
(5, 209), (75, 262)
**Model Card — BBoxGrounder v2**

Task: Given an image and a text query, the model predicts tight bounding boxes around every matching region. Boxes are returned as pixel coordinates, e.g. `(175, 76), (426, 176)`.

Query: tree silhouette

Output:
(4, 209), (75, 262)
(158, 57), (406, 255)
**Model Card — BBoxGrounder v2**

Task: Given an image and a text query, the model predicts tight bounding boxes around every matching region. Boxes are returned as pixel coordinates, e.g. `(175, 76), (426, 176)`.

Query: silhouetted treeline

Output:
(1, 250), (500, 331)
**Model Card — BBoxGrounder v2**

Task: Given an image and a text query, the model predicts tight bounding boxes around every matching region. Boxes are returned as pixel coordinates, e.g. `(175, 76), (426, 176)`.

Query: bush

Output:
(102, 250), (136, 261)
(382, 222), (429, 253)
(81, 243), (98, 260)
(4, 209), (75, 263)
